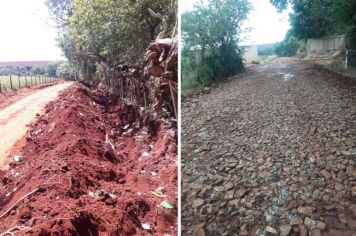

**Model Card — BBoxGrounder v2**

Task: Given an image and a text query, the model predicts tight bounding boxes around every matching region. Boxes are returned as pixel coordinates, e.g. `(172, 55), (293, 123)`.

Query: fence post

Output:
(25, 74), (28, 87)
(10, 75), (13, 90)
(0, 81), (2, 93)
(30, 76), (33, 87)
(18, 75), (20, 89)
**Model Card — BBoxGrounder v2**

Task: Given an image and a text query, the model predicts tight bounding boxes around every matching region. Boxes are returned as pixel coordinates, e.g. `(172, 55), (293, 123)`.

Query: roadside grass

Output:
(182, 77), (203, 96)
(0, 76), (59, 92)
(259, 55), (277, 64)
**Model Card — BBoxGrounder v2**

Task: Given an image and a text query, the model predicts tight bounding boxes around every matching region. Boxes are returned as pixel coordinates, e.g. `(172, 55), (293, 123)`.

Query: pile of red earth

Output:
(0, 83), (177, 235)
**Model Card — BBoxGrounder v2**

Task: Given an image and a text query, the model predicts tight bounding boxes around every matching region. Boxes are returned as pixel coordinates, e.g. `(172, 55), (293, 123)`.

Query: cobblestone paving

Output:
(182, 58), (356, 236)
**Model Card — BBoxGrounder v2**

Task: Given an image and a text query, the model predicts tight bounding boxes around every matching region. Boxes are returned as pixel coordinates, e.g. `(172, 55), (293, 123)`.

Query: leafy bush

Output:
(182, 46), (245, 93)
(275, 36), (300, 56)
(181, 0), (250, 91)
(274, 35), (307, 57)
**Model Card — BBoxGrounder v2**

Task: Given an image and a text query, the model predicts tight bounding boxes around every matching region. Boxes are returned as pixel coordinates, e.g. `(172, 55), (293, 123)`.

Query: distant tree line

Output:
(0, 63), (58, 77)
(271, 0), (356, 56)
(0, 62), (78, 80)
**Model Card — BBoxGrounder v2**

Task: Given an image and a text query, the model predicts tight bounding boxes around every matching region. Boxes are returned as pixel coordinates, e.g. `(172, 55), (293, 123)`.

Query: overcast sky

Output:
(0, 0), (291, 62)
(0, 0), (64, 62)
(180, 0), (292, 45)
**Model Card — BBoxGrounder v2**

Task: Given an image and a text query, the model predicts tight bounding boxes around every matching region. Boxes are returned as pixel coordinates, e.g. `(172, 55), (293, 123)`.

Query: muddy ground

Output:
(0, 83), (177, 235)
(182, 58), (356, 235)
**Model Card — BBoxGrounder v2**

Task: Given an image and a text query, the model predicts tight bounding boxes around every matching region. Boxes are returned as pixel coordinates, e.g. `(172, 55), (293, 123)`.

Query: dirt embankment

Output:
(0, 82), (73, 167)
(0, 83), (177, 235)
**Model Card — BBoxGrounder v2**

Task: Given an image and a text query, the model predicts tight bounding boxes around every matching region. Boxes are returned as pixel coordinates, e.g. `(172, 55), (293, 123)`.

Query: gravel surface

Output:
(182, 58), (356, 236)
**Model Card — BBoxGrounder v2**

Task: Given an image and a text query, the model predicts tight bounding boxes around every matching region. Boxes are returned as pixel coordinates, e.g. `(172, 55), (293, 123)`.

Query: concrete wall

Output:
(307, 35), (346, 54)
(190, 45), (259, 64)
(242, 45), (259, 63)
(306, 35), (352, 71)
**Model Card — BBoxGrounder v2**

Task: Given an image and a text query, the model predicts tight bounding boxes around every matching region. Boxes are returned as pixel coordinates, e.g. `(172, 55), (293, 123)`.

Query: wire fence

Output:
(0, 75), (60, 93)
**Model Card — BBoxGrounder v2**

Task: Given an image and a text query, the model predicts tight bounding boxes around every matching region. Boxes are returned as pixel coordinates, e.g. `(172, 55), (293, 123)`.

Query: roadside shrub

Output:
(182, 46), (245, 93)
(275, 36), (300, 56)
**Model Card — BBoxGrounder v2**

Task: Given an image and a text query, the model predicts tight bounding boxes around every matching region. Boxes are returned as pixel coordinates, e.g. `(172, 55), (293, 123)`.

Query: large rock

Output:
(265, 226), (277, 234)
(279, 224), (291, 236)
(298, 206), (313, 216)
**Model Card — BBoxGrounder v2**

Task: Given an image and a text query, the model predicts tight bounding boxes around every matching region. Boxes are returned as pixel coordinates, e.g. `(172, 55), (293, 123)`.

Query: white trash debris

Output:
(142, 152), (150, 158)
(155, 186), (166, 195)
(142, 223), (151, 230)
(13, 155), (23, 162)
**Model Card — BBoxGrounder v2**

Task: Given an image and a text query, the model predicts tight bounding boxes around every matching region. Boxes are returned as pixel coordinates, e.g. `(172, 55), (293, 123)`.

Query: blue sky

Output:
(0, 0), (64, 61)
(180, 0), (292, 45)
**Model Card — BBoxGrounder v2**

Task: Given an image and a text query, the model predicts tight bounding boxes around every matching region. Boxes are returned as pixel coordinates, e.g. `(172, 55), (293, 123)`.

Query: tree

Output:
(182, 0), (251, 84)
(333, 0), (356, 46)
(270, 0), (338, 39)
(57, 61), (78, 80)
(182, 5), (212, 62)
(269, 0), (356, 57)
(274, 35), (303, 56)
(46, 0), (72, 28)
(270, 0), (356, 45)
(46, 0), (177, 88)
(47, 62), (60, 77)
(32, 66), (47, 75)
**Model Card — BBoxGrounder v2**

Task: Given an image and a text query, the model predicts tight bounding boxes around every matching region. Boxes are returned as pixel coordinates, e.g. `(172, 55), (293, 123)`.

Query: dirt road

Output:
(0, 82), (73, 167)
(182, 58), (356, 235)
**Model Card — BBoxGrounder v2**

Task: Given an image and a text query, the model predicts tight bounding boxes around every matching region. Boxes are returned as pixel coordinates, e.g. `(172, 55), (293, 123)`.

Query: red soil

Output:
(0, 83), (177, 235)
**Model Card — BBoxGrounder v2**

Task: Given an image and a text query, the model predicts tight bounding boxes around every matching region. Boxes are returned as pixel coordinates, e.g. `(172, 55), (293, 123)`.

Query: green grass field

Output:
(0, 76), (59, 92)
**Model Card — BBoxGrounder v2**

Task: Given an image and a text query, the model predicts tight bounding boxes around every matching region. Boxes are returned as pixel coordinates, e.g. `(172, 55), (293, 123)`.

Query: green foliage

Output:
(270, 0), (338, 39)
(270, 0), (356, 47)
(270, 0), (289, 12)
(181, 53), (202, 93)
(46, 0), (177, 86)
(45, 0), (72, 27)
(333, 0), (356, 47)
(260, 55), (277, 64)
(258, 46), (275, 56)
(57, 61), (78, 80)
(31, 66), (47, 75)
(47, 63), (60, 77)
(0, 64), (59, 77)
(275, 35), (302, 56)
(182, 0), (250, 89)
(291, 0), (337, 39)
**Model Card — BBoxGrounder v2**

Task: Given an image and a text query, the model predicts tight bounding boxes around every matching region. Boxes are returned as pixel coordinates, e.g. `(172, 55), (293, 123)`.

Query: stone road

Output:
(182, 58), (356, 236)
